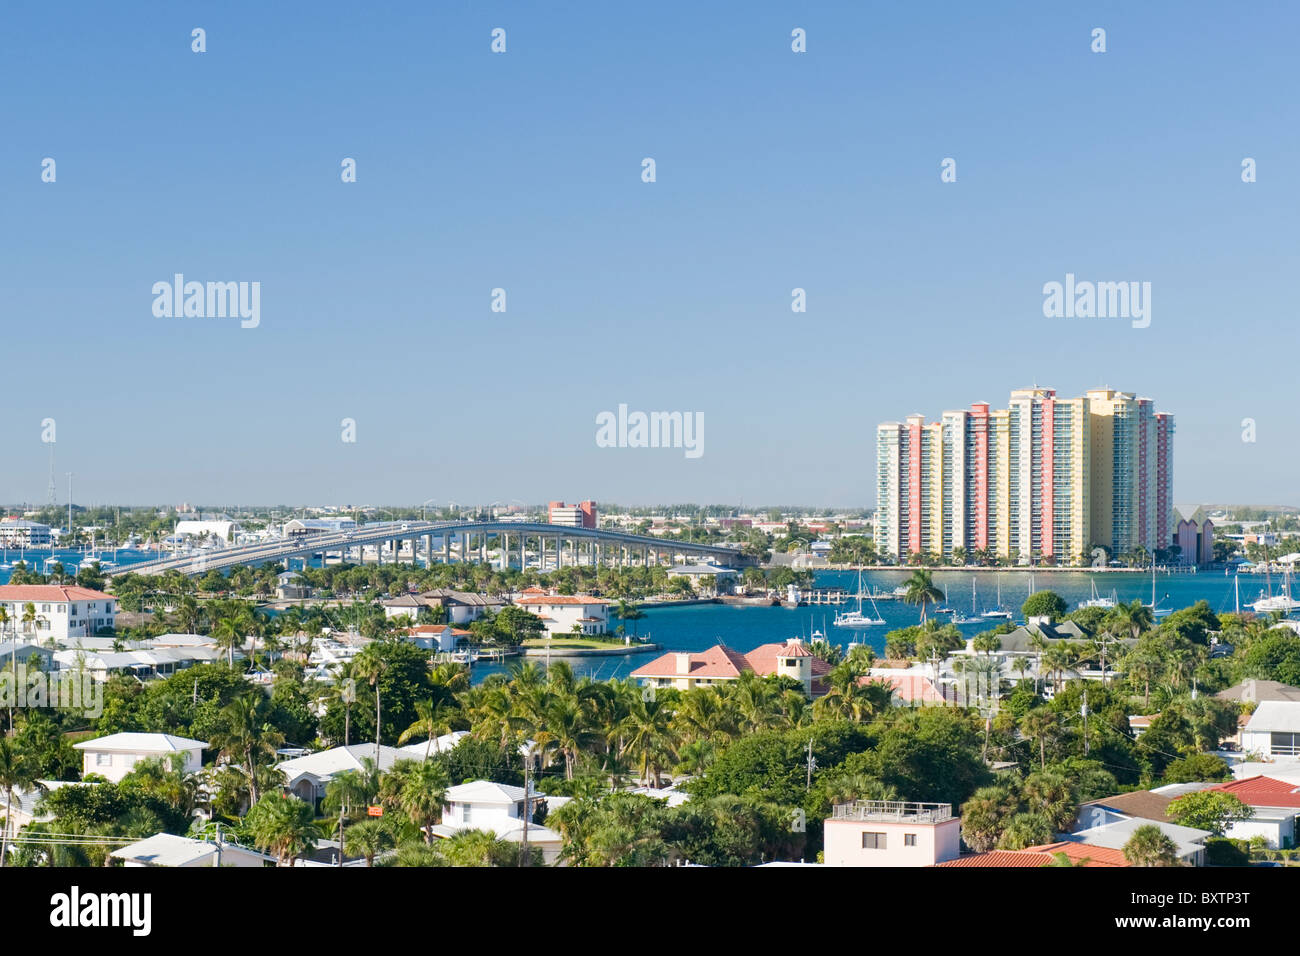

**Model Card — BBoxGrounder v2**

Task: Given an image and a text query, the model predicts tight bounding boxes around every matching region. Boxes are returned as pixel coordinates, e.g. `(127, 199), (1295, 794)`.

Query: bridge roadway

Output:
(105, 520), (748, 578)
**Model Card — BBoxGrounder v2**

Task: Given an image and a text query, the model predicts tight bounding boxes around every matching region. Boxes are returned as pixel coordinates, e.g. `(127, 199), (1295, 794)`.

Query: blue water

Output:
(3, 553), (1270, 685)
(468, 567), (1267, 683)
(0, 547), (160, 584)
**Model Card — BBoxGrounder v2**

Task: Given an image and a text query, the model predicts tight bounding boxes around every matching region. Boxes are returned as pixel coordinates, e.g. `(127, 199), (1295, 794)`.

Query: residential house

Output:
(513, 593), (610, 636)
(382, 589), (506, 625)
(1205, 776), (1300, 849)
(0, 585), (117, 642)
(54, 645), (223, 682)
(936, 842), (1130, 867)
(1240, 701), (1300, 761)
(74, 733), (206, 784)
(823, 800), (962, 867)
(432, 780), (563, 864)
(112, 832), (272, 868)
(399, 624), (473, 653)
(275, 743), (412, 805)
(664, 564), (739, 595)
(631, 638), (831, 697)
(1216, 679), (1300, 705)
(1063, 816), (1210, 866)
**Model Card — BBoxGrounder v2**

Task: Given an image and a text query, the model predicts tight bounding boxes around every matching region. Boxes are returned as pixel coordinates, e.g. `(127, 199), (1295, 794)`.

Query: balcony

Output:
(832, 800), (953, 824)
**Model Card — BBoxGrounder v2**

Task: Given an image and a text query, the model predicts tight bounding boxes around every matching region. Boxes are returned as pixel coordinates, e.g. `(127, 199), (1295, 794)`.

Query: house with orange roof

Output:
(513, 592), (610, 636)
(0, 584), (117, 642)
(1205, 775), (1300, 848)
(860, 673), (953, 706)
(630, 638), (830, 697)
(935, 841), (1129, 867)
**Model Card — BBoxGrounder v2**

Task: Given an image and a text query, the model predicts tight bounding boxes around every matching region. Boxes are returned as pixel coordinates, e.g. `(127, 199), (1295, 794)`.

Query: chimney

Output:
(675, 652), (692, 675)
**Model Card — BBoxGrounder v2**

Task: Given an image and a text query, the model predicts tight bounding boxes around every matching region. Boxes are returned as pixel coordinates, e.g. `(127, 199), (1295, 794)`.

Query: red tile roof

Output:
(1208, 776), (1300, 809)
(630, 641), (830, 681)
(1025, 842), (1130, 867)
(0, 585), (114, 602)
(516, 596), (610, 606)
(937, 843), (1129, 867)
(862, 674), (949, 704)
(936, 851), (1055, 868)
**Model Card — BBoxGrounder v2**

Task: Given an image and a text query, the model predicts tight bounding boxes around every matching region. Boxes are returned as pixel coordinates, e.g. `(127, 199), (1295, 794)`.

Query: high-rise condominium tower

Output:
(875, 387), (1173, 565)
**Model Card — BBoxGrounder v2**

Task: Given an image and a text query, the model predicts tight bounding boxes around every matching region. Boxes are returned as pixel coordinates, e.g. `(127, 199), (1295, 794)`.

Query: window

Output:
(96, 753), (111, 767)
(904, 833), (917, 847)
(462, 804), (472, 824)
(861, 832), (886, 850)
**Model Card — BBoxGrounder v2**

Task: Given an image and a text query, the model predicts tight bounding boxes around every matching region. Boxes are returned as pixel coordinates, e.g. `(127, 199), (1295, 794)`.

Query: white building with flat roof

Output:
(74, 733), (206, 783)
(823, 801), (961, 867)
(0, 519), (52, 548)
(1241, 701), (1300, 761)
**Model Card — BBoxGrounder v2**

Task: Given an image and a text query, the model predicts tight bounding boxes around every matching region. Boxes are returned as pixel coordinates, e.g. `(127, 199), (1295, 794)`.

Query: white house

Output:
(54, 645), (222, 682)
(823, 800), (962, 867)
(74, 733), (206, 783)
(1065, 817), (1211, 866)
(513, 593), (610, 636)
(111, 832), (272, 868)
(433, 780), (563, 864)
(1240, 701), (1300, 761)
(383, 589), (506, 625)
(664, 564), (739, 595)
(1204, 776), (1300, 849)
(0, 585), (116, 642)
(397, 731), (469, 759)
(275, 744), (412, 805)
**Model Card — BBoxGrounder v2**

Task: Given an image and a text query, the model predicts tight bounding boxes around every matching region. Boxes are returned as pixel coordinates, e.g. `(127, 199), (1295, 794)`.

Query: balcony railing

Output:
(831, 800), (953, 824)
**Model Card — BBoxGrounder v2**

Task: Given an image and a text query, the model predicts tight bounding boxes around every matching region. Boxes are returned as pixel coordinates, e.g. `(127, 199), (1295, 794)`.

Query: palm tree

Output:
(1019, 708), (1060, 770)
(353, 643), (390, 751)
(398, 700), (459, 760)
(379, 759), (450, 843)
(209, 695), (284, 806)
(343, 817), (394, 866)
(902, 569), (944, 623)
(619, 696), (678, 788)
(0, 738), (43, 868)
(1122, 823), (1181, 866)
(245, 792), (320, 867)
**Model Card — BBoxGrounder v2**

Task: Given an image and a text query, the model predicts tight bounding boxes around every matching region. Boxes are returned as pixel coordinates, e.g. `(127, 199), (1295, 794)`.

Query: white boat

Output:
(948, 578), (980, 624)
(1079, 579), (1117, 610)
(891, 585), (910, 597)
(834, 569), (886, 627)
(1144, 563), (1172, 617)
(1252, 569), (1300, 615)
(981, 575), (1013, 618)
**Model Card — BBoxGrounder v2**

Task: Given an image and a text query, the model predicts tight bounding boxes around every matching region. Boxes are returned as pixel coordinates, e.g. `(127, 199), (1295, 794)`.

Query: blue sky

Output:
(2, 2), (1296, 508)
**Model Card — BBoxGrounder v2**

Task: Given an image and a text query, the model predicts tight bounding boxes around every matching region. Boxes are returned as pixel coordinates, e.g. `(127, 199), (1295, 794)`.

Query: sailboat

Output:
(834, 568), (886, 627)
(947, 578), (980, 625)
(1144, 562), (1172, 617)
(981, 574), (1013, 619)
(1252, 568), (1300, 614)
(1080, 579), (1117, 610)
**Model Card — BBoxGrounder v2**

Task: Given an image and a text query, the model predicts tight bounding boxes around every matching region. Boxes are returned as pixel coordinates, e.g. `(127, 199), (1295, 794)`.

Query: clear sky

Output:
(2, 2), (1296, 509)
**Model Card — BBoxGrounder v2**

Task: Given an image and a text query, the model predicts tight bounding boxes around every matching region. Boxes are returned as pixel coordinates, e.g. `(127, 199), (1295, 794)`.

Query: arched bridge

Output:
(105, 520), (750, 578)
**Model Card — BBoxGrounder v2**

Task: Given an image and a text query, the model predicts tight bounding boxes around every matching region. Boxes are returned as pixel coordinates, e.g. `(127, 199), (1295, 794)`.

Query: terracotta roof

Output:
(516, 596), (610, 606)
(1025, 841), (1129, 867)
(937, 843), (1129, 868)
(863, 674), (950, 704)
(1208, 776), (1300, 809)
(936, 851), (1054, 868)
(744, 642), (832, 677)
(403, 625), (473, 637)
(1079, 790), (1175, 823)
(630, 642), (830, 681)
(0, 585), (115, 602)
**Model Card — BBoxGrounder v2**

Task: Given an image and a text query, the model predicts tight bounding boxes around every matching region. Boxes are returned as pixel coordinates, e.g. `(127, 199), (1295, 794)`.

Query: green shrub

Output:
(1205, 837), (1250, 867)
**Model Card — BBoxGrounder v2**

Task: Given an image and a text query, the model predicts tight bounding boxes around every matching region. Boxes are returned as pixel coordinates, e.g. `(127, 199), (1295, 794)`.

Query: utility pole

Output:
(213, 822), (222, 868)
(1081, 688), (1089, 755)
(66, 473), (74, 540)
(521, 760), (531, 867)
(805, 739), (815, 790)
